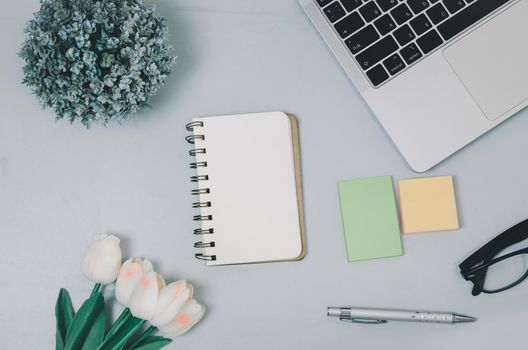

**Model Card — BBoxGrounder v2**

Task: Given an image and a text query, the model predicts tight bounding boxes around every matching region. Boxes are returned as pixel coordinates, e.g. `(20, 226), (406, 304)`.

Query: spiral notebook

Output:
(186, 111), (306, 266)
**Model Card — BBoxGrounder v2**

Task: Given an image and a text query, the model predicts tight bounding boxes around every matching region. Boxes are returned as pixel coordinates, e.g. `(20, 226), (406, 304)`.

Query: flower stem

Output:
(96, 318), (146, 350)
(105, 308), (131, 341)
(126, 325), (158, 349)
(90, 283), (102, 297)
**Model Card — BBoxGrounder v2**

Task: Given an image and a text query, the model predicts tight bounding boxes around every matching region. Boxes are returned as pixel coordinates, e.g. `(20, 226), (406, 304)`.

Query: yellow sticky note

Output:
(398, 176), (459, 234)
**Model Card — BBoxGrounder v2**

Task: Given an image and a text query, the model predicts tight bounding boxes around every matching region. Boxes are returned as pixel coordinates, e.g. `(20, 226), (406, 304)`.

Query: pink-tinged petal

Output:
(125, 264), (140, 277)
(150, 281), (193, 327)
(158, 299), (205, 337)
(139, 275), (150, 288)
(176, 313), (191, 327)
(129, 272), (164, 320)
(115, 258), (153, 307)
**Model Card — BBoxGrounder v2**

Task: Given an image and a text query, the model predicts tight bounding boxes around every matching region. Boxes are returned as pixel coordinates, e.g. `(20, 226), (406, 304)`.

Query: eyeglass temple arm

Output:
(465, 248), (528, 275)
(459, 218), (528, 273)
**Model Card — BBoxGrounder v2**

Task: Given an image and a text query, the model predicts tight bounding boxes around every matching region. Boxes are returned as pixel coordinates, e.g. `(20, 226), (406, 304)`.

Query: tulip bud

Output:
(129, 272), (165, 320)
(158, 299), (205, 337)
(81, 234), (122, 285)
(115, 258), (153, 307)
(150, 280), (193, 327)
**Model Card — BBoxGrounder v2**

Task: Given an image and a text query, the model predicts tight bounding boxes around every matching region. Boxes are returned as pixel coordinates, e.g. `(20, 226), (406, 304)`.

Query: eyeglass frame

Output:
(459, 218), (528, 296)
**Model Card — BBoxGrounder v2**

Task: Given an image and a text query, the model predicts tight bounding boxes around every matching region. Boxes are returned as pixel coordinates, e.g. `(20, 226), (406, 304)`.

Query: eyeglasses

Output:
(459, 218), (528, 296)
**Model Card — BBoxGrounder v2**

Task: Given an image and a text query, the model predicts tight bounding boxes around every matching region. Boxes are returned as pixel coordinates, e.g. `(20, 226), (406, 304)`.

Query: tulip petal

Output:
(142, 259), (154, 274)
(91, 235), (121, 284)
(81, 234), (107, 280)
(115, 258), (153, 307)
(129, 272), (165, 320)
(81, 234), (122, 285)
(158, 299), (205, 338)
(150, 280), (193, 327)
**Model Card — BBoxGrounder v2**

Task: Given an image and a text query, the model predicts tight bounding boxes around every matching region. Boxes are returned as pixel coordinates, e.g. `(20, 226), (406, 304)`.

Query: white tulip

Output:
(150, 280), (194, 327)
(158, 299), (205, 337)
(129, 272), (165, 320)
(115, 258), (153, 307)
(81, 234), (122, 285)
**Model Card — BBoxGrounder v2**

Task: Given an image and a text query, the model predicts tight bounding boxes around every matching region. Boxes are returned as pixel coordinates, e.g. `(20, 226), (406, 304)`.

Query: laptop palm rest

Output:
(443, 1), (528, 121)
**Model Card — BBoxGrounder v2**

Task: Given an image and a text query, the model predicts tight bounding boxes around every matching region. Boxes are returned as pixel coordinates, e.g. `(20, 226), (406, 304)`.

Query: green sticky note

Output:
(338, 176), (402, 262)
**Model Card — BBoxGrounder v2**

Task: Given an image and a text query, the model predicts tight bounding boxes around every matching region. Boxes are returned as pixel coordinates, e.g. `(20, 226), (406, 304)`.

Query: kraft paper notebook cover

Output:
(338, 176), (402, 262)
(186, 111), (306, 266)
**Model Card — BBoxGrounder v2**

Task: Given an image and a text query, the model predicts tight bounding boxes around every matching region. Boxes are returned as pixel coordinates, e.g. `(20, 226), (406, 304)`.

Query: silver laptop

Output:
(298, 0), (528, 171)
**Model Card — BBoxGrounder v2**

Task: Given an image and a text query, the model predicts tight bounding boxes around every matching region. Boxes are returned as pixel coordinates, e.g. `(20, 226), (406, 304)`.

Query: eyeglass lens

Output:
(483, 252), (528, 293)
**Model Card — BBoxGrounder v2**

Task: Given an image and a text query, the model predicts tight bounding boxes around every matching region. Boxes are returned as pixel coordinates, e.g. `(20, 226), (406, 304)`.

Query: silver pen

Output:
(327, 306), (477, 324)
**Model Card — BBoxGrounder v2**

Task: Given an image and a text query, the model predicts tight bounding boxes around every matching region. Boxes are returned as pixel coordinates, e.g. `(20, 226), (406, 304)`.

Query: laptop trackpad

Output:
(443, 1), (528, 121)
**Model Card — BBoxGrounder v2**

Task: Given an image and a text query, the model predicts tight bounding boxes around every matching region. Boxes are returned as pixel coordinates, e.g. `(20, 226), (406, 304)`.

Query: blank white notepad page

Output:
(191, 111), (303, 265)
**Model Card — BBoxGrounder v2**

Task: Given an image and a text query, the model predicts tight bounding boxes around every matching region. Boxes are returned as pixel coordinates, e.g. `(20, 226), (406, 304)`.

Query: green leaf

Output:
(98, 316), (146, 350)
(64, 292), (105, 350)
(105, 308), (131, 341)
(80, 300), (106, 350)
(131, 336), (172, 350)
(55, 288), (75, 350)
(123, 325), (156, 350)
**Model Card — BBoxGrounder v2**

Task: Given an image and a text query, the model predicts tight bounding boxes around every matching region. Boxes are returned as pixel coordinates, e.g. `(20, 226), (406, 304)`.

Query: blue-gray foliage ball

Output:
(20, 0), (175, 126)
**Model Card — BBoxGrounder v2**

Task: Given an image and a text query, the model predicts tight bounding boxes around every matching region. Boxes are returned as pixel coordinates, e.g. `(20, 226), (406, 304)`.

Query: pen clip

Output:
(339, 317), (388, 324)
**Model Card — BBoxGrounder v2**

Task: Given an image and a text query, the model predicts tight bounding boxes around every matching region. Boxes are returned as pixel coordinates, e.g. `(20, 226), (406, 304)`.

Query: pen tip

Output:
(453, 314), (477, 323)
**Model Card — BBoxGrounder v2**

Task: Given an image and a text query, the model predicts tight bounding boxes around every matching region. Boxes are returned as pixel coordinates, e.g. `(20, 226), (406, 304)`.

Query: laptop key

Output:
(345, 25), (380, 54)
(407, 0), (429, 14)
(335, 12), (365, 38)
(393, 24), (416, 46)
(375, 0), (398, 11)
(355, 35), (399, 70)
(416, 29), (443, 54)
(383, 53), (406, 75)
(400, 42), (423, 65)
(391, 4), (414, 25)
(426, 3), (449, 24)
(341, 0), (363, 11)
(438, 0), (510, 41)
(366, 64), (389, 86)
(374, 14), (397, 35)
(359, 1), (382, 22)
(443, 0), (465, 14)
(316, 0), (333, 7)
(410, 14), (432, 36)
(324, 2), (346, 23)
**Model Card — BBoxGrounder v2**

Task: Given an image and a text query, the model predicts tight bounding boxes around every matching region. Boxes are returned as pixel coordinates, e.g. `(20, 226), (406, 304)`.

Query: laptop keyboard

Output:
(317, 0), (511, 87)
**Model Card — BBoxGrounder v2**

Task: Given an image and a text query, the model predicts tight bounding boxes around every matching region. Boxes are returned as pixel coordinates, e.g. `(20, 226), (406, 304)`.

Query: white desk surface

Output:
(2, 1), (528, 349)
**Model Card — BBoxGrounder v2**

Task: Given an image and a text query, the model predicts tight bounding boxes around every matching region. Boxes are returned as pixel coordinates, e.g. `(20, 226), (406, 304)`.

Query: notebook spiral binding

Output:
(186, 121), (217, 262)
